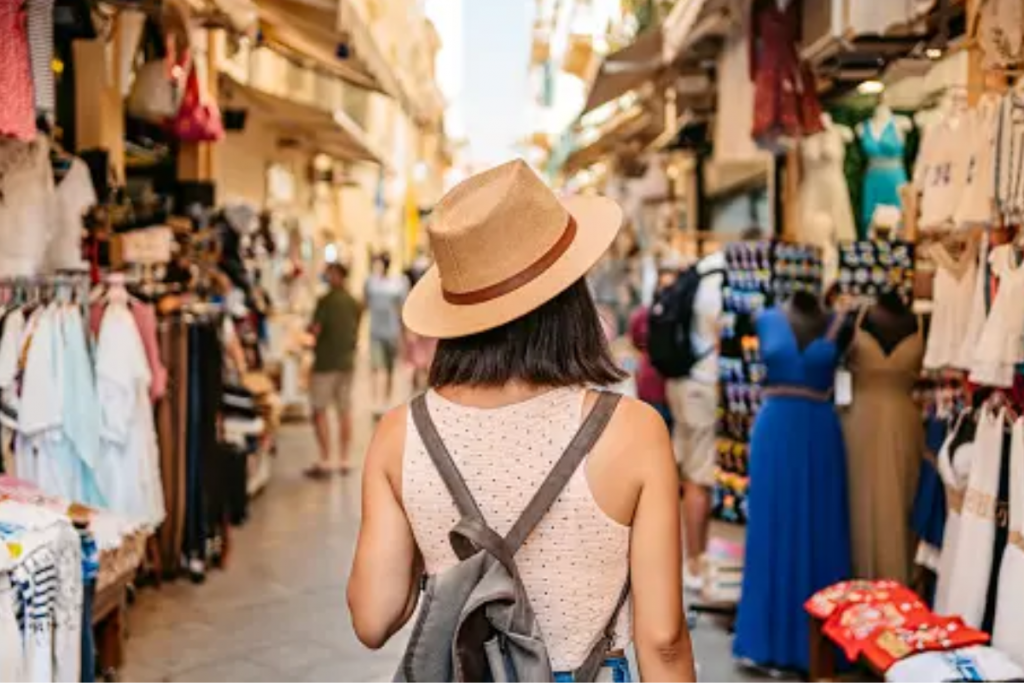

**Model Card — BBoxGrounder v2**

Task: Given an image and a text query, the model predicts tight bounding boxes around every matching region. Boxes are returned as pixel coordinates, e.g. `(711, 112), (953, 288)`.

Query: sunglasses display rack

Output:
(835, 239), (916, 307)
(714, 240), (823, 524)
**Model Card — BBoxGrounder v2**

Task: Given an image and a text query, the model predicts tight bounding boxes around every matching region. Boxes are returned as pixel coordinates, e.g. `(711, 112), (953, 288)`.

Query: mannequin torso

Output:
(859, 104), (913, 142)
(784, 291), (829, 350)
(860, 293), (923, 355)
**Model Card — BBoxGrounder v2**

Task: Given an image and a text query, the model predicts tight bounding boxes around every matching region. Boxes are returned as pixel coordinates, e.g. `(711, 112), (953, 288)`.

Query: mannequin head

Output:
(788, 289), (823, 316)
(876, 289), (910, 316)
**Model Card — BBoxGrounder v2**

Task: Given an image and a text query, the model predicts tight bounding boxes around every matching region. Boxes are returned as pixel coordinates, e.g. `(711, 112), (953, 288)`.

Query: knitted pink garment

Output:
(0, 0), (37, 141)
(402, 388), (632, 670)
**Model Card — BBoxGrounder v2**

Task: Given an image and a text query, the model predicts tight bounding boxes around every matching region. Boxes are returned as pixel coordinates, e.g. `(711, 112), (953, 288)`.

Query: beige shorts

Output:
(310, 371), (354, 413)
(666, 378), (718, 487)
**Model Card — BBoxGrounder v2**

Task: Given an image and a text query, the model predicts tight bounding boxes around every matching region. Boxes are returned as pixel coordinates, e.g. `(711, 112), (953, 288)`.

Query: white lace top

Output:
(402, 388), (632, 670)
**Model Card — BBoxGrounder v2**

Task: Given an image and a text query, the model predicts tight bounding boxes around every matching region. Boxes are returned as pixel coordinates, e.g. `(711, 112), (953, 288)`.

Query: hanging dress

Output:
(923, 241), (979, 371)
(859, 117), (909, 236)
(750, 0), (823, 146)
(935, 411), (978, 615)
(955, 95), (1001, 228)
(841, 310), (925, 584)
(994, 92), (1024, 223)
(918, 112), (970, 231)
(94, 302), (165, 528)
(944, 408), (1005, 628)
(975, 0), (1024, 68)
(734, 308), (852, 672)
(958, 232), (990, 371)
(798, 126), (857, 246)
(993, 417), (1024, 663)
(0, 138), (55, 278)
(53, 307), (104, 507)
(971, 244), (1024, 388)
(0, 0), (37, 140)
(45, 158), (96, 272)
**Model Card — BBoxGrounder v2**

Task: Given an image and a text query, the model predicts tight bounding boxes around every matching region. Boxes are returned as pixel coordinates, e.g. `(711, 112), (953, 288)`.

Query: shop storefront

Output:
(559, 0), (1024, 678)
(0, 0), (424, 677)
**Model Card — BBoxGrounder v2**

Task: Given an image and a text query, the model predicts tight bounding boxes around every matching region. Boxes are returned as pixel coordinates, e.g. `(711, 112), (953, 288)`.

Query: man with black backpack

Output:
(647, 250), (725, 594)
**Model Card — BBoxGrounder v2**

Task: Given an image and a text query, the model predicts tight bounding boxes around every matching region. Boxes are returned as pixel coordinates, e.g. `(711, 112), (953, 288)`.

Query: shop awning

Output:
(189, 0), (258, 36)
(256, 0), (428, 123)
(562, 107), (660, 176)
(257, 0), (385, 95)
(336, 0), (412, 114)
(662, 0), (707, 62)
(581, 29), (664, 117)
(580, 0), (732, 118)
(219, 74), (385, 166)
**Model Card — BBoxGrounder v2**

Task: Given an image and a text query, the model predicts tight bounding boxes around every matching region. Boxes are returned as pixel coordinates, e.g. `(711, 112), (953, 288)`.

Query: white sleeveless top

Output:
(402, 388), (632, 670)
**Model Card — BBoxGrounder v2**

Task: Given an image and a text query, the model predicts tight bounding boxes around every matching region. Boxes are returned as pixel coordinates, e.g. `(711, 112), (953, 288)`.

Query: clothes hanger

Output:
(986, 390), (1020, 423)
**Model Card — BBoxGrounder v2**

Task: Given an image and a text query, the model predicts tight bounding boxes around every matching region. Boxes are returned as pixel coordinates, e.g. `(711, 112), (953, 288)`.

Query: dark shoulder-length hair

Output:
(429, 278), (626, 388)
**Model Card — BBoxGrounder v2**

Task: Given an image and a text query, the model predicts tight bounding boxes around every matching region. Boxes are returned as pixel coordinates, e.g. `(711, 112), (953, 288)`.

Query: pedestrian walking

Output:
(365, 253), (408, 413)
(348, 159), (696, 682)
(628, 269), (679, 430)
(307, 262), (361, 478)
(403, 255), (437, 392)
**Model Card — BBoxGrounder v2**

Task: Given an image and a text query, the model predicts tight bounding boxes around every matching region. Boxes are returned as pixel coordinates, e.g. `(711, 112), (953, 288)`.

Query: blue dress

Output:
(859, 118), (908, 238)
(734, 308), (852, 672)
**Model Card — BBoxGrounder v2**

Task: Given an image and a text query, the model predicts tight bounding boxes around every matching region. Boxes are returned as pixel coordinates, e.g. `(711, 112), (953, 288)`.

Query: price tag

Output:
(834, 369), (853, 407)
(120, 226), (173, 265)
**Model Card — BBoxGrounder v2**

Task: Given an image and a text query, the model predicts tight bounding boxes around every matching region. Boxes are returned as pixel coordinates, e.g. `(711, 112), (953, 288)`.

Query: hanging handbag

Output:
(127, 37), (187, 123)
(169, 62), (225, 142)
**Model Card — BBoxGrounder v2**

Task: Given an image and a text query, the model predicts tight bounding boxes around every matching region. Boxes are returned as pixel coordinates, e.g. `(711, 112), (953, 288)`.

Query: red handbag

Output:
(169, 63), (224, 142)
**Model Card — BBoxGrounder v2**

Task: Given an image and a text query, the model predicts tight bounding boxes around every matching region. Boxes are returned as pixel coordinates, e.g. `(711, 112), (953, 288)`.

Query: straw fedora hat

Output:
(403, 159), (622, 339)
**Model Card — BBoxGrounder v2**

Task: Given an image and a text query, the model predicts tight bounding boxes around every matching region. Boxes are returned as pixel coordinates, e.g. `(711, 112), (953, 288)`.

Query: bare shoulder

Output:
(585, 393), (675, 525)
(589, 393), (672, 452)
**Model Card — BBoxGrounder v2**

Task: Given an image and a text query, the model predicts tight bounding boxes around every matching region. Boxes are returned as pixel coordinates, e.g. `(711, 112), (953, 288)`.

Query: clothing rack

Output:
(0, 273), (92, 306)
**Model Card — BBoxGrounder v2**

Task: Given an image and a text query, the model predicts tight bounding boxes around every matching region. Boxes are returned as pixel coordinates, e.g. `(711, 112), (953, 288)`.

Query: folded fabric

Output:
(884, 646), (1021, 682)
(806, 580), (925, 621)
(823, 591), (931, 662)
(863, 615), (990, 673)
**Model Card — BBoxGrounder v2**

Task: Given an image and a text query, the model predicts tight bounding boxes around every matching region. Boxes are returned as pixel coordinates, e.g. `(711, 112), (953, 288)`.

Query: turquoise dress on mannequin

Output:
(859, 117), (908, 238)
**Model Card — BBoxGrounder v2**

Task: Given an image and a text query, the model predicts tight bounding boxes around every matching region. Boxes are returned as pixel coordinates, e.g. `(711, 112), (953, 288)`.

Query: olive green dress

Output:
(840, 311), (925, 583)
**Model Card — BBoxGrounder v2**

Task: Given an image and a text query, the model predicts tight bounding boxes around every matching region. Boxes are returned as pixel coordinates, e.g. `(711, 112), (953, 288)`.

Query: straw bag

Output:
(128, 59), (182, 123)
(127, 39), (187, 123)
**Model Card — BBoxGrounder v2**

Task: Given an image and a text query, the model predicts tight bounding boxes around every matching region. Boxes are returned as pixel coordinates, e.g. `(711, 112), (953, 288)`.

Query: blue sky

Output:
(426, 0), (533, 166)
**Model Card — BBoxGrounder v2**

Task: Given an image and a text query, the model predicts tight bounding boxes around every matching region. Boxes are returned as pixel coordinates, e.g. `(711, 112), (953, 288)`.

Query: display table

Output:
(808, 614), (846, 682)
(0, 476), (148, 680)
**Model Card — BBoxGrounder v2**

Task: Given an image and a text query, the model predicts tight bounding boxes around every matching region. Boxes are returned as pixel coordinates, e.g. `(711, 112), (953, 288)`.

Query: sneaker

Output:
(684, 567), (704, 593)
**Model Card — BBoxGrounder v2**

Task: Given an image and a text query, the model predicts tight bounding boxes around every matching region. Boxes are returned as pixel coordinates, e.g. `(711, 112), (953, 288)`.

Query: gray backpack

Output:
(397, 392), (630, 683)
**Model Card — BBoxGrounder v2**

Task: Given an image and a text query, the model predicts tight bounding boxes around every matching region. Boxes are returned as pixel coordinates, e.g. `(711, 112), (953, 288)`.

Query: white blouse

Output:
(971, 244), (1024, 387)
(955, 96), (1001, 228)
(923, 242), (979, 371)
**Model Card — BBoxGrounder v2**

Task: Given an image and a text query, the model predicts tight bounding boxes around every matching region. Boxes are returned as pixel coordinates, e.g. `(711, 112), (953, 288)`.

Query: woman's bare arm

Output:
(626, 403), (697, 682)
(347, 407), (422, 649)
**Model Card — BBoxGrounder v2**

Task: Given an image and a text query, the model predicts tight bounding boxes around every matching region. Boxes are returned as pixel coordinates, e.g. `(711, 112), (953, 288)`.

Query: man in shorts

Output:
(364, 253), (408, 412)
(308, 263), (361, 478)
(666, 249), (724, 593)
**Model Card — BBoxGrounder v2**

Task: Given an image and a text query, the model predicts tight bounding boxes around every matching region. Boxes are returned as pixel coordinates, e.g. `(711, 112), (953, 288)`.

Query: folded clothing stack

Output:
(222, 384), (264, 447)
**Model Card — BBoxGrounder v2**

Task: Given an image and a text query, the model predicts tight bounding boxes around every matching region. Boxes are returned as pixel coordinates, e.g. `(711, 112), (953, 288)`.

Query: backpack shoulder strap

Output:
(504, 392), (623, 552)
(698, 267), (726, 280)
(410, 393), (486, 524)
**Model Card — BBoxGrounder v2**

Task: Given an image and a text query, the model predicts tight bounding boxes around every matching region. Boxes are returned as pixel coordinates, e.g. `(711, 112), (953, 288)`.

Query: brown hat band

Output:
(442, 215), (578, 306)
